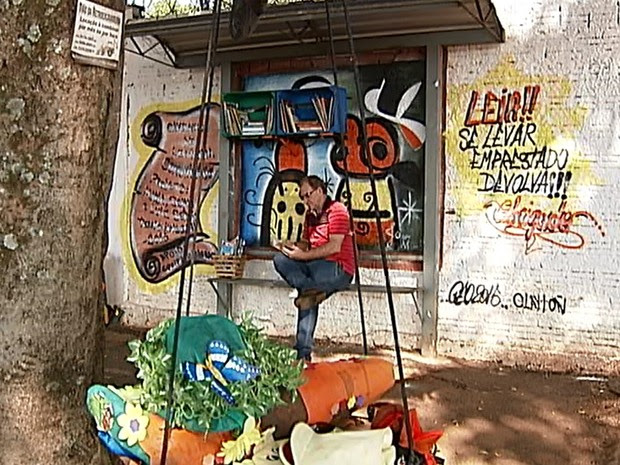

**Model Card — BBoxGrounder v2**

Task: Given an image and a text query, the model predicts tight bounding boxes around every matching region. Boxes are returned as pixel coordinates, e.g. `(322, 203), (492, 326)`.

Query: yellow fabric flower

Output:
(218, 417), (263, 464)
(117, 403), (149, 446)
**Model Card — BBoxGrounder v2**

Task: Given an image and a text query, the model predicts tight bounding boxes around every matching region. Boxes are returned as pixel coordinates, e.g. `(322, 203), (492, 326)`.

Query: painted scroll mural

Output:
(240, 62), (426, 253)
(125, 102), (220, 289)
(446, 56), (604, 254)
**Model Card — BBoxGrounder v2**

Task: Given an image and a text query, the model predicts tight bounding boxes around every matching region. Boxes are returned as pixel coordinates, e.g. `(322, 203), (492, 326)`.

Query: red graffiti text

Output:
(485, 195), (604, 253)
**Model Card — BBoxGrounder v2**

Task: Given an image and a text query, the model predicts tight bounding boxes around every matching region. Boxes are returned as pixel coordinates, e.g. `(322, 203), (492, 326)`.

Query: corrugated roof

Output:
(125, 0), (504, 68)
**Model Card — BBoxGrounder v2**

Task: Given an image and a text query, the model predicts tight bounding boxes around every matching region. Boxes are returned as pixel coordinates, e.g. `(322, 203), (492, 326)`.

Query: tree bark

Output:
(0, 0), (119, 463)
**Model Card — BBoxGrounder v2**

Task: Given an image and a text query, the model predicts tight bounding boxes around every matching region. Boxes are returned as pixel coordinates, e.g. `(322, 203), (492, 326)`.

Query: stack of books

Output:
(223, 102), (273, 137)
(279, 94), (334, 134)
(240, 121), (265, 137)
(222, 102), (242, 135)
(311, 95), (334, 132)
(278, 100), (297, 133)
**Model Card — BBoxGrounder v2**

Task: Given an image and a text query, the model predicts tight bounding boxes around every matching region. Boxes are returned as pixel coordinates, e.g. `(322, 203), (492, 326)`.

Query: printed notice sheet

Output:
(71, 0), (123, 69)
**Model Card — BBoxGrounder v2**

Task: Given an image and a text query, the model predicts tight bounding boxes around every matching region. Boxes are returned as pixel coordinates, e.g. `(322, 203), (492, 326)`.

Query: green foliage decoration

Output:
(127, 316), (304, 432)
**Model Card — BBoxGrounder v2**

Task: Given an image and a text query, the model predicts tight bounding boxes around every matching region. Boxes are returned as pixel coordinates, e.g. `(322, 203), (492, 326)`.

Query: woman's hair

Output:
(300, 175), (326, 194)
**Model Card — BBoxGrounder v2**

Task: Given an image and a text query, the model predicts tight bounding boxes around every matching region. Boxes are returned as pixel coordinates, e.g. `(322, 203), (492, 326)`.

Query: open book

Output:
(271, 238), (294, 252)
(271, 238), (310, 252)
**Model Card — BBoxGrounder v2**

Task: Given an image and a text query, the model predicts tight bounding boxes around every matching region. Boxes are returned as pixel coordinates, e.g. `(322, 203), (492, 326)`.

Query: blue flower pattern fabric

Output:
(181, 340), (260, 404)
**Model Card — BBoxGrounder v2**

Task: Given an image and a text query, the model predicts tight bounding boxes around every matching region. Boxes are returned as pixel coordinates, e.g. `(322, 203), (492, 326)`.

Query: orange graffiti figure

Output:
(331, 79), (425, 249)
(485, 195), (605, 253)
(332, 115), (399, 248)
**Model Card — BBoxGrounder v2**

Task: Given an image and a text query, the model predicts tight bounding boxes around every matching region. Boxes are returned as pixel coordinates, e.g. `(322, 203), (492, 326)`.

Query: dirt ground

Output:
(103, 327), (620, 465)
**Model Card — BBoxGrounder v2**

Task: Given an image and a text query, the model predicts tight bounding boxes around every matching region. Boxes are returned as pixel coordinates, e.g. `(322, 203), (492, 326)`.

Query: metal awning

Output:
(125, 0), (504, 68)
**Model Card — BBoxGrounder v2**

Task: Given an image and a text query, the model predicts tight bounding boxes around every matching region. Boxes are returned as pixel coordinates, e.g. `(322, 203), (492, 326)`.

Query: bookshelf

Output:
(222, 91), (275, 138)
(221, 86), (347, 139)
(275, 86), (347, 136)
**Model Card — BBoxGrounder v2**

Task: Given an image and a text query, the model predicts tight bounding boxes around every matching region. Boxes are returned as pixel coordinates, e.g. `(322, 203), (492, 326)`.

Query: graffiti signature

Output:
(485, 195), (604, 253)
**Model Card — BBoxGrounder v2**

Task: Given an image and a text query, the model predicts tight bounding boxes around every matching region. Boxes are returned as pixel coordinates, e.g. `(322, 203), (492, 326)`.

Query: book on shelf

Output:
(223, 102), (241, 136)
(265, 103), (273, 134)
(327, 96), (334, 130)
(311, 95), (333, 132)
(222, 102), (231, 134)
(223, 101), (271, 137)
(279, 100), (294, 133)
(296, 120), (323, 131)
(280, 100), (297, 133)
(279, 94), (335, 134)
(241, 121), (266, 136)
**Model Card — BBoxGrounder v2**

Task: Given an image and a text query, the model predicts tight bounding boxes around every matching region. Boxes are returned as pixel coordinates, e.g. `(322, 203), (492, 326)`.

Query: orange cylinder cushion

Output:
(297, 358), (395, 425)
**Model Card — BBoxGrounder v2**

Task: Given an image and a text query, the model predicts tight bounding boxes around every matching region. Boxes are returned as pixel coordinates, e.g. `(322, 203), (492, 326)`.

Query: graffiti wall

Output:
(106, 0), (620, 366)
(103, 50), (223, 322)
(439, 0), (619, 367)
(104, 52), (421, 337)
(240, 62), (426, 254)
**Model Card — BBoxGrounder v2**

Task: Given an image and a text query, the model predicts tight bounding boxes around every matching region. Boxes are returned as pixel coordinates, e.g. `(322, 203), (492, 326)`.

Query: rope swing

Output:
(325, 0), (416, 457)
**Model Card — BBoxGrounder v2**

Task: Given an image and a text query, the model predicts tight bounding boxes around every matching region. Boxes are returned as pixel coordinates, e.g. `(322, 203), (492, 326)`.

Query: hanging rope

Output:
(159, 1), (223, 463)
(184, 0), (224, 316)
(337, 0), (416, 458)
(323, 0), (368, 356)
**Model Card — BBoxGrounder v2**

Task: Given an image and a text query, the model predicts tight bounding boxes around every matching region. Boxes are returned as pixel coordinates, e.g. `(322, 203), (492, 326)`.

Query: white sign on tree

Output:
(71, 0), (124, 70)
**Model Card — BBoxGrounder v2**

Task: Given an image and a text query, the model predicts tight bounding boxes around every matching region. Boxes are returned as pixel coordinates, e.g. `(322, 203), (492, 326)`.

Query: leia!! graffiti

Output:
(447, 57), (605, 254)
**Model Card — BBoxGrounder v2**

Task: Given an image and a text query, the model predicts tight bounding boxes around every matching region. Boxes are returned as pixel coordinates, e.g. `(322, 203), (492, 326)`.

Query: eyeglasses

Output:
(300, 188), (317, 201)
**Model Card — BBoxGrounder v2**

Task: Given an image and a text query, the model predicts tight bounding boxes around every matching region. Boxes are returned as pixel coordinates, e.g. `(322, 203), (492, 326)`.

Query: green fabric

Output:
(163, 314), (248, 432)
(127, 315), (303, 434)
(165, 314), (246, 363)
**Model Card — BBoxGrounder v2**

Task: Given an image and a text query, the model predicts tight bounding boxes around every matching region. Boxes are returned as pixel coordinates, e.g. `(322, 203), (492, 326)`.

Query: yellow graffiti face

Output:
(270, 181), (306, 242)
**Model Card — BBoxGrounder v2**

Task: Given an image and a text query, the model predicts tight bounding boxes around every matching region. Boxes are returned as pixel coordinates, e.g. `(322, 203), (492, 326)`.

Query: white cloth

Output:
(283, 423), (395, 465)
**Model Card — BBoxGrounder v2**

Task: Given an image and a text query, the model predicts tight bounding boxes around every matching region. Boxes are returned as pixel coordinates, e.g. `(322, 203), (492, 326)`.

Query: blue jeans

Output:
(273, 253), (353, 360)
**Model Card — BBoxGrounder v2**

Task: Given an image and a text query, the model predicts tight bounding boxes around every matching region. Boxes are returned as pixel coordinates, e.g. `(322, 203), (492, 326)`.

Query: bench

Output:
(206, 277), (423, 322)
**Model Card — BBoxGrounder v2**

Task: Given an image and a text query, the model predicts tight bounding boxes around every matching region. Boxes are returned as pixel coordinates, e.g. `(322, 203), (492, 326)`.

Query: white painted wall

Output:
(439, 0), (620, 368)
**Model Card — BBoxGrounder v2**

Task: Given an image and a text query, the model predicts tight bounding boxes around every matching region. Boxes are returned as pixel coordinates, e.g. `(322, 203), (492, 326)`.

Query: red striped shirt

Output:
(304, 199), (355, 276)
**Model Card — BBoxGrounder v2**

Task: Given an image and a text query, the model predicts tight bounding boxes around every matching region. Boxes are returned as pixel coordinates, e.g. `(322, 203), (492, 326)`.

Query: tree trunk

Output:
(0, 0), (119, 463)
